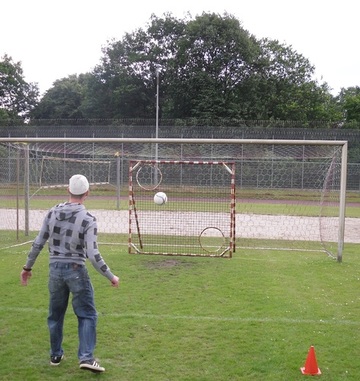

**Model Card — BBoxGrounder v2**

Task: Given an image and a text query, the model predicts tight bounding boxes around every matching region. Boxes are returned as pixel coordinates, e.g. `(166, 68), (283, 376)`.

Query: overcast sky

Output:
(2, 0), (359, 96)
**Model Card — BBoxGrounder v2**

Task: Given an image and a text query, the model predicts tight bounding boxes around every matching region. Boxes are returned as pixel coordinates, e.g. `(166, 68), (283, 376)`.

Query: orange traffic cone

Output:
(300, 345), (321, 375)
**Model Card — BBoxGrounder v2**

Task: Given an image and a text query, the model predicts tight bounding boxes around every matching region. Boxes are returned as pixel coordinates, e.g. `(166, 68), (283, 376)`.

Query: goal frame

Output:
(0, 137), (348, 262)
(128, 159), (236, 258)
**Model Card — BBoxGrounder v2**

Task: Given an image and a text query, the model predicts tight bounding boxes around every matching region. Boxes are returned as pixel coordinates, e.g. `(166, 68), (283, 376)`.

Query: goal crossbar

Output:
(1, 137), (348, 146)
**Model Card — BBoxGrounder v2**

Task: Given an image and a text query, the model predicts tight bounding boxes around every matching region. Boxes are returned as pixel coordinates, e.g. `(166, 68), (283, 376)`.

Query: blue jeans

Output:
(48, 262), (98, 362)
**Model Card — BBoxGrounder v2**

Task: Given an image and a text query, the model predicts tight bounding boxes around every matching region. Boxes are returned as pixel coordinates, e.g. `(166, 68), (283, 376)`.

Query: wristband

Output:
(23, 265), (32, 272)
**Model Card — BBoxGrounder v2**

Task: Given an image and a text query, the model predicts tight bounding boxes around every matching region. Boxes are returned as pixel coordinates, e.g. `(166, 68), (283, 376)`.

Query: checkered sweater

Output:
(25, 202), (115, 281)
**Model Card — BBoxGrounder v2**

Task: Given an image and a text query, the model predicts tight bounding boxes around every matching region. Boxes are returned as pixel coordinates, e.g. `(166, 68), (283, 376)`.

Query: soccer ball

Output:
(154, 192), (168, 205)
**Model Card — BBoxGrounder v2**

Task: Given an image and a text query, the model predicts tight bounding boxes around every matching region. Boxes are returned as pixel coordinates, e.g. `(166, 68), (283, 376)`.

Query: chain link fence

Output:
(1, 121), (359, 190)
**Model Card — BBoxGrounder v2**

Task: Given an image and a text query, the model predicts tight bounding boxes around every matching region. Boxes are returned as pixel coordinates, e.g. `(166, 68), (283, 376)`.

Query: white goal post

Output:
(0, 137), (348, 262)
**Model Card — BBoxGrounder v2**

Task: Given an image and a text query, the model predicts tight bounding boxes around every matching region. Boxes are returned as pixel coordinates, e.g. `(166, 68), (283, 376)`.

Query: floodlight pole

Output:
(155, 68), (160, 156)
(154, 67), (160, 185)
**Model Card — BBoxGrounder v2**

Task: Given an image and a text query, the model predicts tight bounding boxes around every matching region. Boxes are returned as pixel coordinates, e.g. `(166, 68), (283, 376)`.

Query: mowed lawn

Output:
(1, 242), (360, 380)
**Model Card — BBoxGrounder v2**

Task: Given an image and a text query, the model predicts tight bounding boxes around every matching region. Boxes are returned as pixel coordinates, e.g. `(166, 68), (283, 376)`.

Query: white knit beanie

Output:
(69, 174), (89, 195)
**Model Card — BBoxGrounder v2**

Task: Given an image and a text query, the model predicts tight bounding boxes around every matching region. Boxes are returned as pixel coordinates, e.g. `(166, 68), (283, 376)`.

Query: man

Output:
(20, 174), (119, 373)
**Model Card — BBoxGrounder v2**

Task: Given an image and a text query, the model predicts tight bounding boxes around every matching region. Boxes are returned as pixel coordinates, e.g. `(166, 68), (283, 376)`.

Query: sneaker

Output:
(50, 354), (64, 366)
(79, 359), (105, 373)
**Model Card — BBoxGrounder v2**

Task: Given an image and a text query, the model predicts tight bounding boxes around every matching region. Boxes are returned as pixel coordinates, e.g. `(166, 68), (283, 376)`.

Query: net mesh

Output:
(129, 160), (235, 257)
(0, 139), (346, 259)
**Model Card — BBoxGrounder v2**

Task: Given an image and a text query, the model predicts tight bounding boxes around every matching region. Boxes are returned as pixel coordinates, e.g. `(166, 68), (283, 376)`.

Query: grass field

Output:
(1, 242), (360, 380)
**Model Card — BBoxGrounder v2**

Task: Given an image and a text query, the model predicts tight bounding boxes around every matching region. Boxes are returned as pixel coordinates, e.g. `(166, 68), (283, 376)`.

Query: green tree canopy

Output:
(242, 38), (342, 121)
(337, 86), (360, 124)
(0, 54), (39, 120)
(31, 12), (348, 124)
(31, 74), (89, 119)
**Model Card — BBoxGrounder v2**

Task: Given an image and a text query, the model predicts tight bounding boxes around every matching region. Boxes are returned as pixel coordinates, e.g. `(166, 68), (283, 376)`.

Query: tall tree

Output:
(0, 54), (39, 120)
(167, 12), (260, 119)
(31, 74), (88, 119)
(85, 12), (261, 120)
(337, 86), (360, 124)
(241, 39), (342, 121)
(81, 13), (186, 119)
(90, 12), (335, 121)
(31, 12), (344, 124)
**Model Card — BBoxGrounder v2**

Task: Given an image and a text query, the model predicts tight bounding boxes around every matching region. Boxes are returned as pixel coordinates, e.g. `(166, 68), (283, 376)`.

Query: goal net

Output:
(0, 138), (347, 261)
(38, 155), (112, 190)
(128, 160), (236, 258)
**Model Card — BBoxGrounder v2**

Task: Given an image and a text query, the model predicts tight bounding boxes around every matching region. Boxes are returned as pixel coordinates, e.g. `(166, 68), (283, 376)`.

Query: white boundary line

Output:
(1, 307), (359, 326)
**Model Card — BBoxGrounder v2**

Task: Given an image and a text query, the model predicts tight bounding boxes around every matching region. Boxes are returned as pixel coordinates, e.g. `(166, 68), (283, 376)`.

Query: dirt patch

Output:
(144, 258), (194, 269)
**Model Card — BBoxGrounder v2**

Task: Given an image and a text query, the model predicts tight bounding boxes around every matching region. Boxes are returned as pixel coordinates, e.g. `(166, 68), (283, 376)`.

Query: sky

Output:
(1, 0), (359, 96)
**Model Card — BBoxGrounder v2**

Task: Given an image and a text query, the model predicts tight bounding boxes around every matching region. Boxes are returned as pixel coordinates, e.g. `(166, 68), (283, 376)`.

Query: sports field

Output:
(1, 241), (360, 380)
